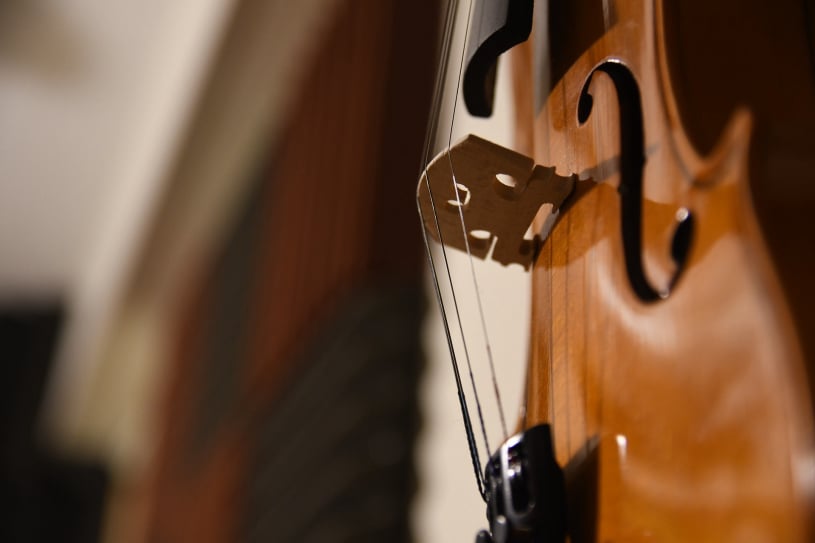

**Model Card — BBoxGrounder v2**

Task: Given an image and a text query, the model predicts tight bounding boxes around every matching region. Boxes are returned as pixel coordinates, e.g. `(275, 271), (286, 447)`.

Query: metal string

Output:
(418, 199), (486, 499)
(443, 79), (510, 444)
(417, 0), (487, 500)
(439, 0), (511, 447)
(419, 0), (532, 499)
(437, 0), (496, 458)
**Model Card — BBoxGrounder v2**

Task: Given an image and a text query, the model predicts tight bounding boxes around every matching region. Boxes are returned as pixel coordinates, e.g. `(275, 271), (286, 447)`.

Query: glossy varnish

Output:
(511, 0), (815, 540)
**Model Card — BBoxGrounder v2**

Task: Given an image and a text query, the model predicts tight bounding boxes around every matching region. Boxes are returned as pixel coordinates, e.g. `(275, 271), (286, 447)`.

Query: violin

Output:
(418, 0), (815, 541)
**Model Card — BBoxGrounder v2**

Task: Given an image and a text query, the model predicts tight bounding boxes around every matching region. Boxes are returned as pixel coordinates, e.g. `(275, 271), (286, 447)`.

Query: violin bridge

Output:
(417, 135), (575, 270)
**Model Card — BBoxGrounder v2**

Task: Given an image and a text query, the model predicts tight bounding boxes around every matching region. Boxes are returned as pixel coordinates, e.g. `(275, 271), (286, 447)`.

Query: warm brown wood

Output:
(418, 134), (574, 268)
(509, 0), (815, 541)
(419, 0), (815, 537)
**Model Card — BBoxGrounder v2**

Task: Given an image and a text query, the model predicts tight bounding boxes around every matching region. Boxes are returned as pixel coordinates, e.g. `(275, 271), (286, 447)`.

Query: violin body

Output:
(510, 0), (815, 540)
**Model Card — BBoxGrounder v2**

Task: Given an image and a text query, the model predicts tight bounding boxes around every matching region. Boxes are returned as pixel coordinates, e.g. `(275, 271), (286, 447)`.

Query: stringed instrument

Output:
(418, 0), (815, 541)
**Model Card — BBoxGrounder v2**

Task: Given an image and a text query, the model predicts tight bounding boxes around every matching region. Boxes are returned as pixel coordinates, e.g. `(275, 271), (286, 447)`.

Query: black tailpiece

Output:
(475, 424), (566, 543)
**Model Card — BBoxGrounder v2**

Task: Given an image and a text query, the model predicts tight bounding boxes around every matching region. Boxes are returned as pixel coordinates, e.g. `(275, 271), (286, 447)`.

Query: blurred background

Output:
(0, 0), (528, 541)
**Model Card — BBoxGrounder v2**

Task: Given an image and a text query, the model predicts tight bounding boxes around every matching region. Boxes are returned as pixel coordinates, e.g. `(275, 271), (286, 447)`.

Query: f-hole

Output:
(577, 60), (693, 302)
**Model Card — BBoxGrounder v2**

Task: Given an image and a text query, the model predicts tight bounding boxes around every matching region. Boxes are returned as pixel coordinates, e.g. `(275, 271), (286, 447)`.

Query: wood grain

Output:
(509, 0), (815, 540)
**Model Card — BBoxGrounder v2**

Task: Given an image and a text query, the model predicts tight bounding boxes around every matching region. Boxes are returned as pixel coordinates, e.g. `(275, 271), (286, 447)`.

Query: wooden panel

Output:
(125, 1), (440, 542)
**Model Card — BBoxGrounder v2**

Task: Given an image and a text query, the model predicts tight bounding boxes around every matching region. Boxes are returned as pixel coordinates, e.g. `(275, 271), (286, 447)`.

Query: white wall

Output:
(0, 0), (232, 299)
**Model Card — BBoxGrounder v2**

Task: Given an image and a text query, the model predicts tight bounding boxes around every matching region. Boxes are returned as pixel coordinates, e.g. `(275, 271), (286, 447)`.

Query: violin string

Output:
(418, 200), (486, 500)
(444, 109), (509, 442)
(440, 0), (495, 457)
(416, 0), (487, 500)
(442, 1), (509, 441)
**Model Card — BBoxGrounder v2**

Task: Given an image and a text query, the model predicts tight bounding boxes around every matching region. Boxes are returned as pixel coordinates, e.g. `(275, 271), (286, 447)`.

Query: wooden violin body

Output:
(509, 0), (815, 540)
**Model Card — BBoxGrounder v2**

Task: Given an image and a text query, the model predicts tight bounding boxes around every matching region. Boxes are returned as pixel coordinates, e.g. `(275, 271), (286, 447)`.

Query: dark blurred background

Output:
(0, 0), (452, 541)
